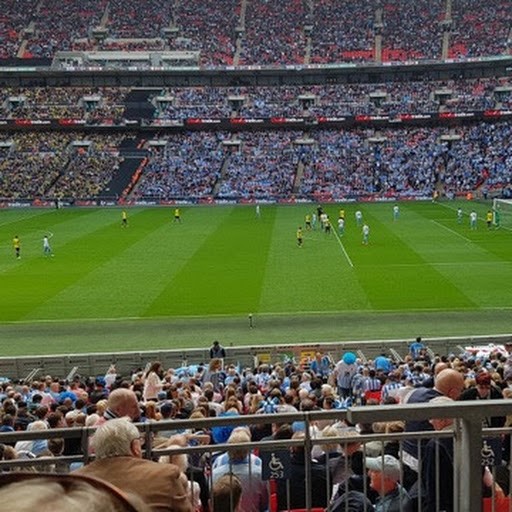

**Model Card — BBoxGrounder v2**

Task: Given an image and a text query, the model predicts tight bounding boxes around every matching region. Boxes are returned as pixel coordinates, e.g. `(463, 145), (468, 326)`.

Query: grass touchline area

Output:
(0, 200), (510, 355)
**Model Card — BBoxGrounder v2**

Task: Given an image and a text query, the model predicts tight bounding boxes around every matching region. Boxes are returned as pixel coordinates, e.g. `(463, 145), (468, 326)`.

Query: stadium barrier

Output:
(0, 401), (511, 511)
(1, 333), (511, 381)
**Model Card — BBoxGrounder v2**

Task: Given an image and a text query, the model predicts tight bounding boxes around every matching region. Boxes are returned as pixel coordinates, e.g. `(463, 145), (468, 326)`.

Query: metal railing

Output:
(1, 401), (512, 511)
(0, 333), (511, 381)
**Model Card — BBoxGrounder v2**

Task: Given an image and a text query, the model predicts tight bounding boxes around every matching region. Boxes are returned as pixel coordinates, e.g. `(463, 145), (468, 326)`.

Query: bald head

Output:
(434, 362), (449, 376)
(107, 389), (140, 421)
(435, 369), (465, 400)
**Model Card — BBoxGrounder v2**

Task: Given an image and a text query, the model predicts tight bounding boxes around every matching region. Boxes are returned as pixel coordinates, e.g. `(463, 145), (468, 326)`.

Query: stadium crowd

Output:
(169, 0), (238, 67)
(0, 338), (512, 511)
(0, 87), (128, 122)
(380, 0), (444, 61)
(1, 119), (510, 202)
(106, 0), (171, 40)
(23, 0), (106, 58)
(150, 77), (511, 118)
(309, 0), (375, 64)
(0, 0), (510, 63)
(0, 77), (509, 123)
(135, 132), (228, 200)
(0, 132), (123, 200)
(216, 131), (299, 200)
(449, 0), (512, 58)
(133, 122), (512, 202)
(240, 0), (307, 66)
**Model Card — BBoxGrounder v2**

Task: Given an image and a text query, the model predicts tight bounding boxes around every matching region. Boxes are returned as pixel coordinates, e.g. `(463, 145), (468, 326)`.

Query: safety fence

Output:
(1, 401), (512, 511)
(1, 333), (510, 381)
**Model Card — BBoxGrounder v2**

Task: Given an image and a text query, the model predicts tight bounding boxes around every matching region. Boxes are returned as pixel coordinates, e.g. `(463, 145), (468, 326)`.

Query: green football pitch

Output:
(0, 200), (511, 356)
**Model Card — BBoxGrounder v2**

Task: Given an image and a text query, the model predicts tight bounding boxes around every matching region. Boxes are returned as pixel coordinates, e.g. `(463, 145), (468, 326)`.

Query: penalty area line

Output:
(332, 229), (354, 268)
(431, 220), (471, 243)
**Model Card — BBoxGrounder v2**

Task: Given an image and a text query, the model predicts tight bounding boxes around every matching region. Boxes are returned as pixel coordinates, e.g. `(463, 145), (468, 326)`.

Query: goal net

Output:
(492, 198), (512, 229)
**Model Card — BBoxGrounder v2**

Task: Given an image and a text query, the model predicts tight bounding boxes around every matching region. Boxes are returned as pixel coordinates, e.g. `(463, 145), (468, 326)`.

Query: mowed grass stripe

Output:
(341, 203), (477, 310)
(148, 206), (275, 316)
(259, 205), (370, 312)
(0, 208), (92, 270)
(413, 201), (512, 308)
(27, 208), (217, 320)
(0, 208), (163, 321)
(0, 208), (118, 321)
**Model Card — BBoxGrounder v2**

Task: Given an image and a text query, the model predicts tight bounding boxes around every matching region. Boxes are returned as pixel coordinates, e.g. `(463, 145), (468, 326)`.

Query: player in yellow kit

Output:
(13, 235), (20, 259)
(486, 210), (493, 229)
(296, 227), (303, 247)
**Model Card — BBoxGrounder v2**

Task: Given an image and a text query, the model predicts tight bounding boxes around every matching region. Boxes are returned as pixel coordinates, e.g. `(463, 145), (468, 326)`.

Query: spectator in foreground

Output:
(74, 418), (193, 512)
(212, 427), (267, 512)
(276, 431), (330, 510)
(365, 455), (412, 512)
(0, 473), (151, 512)
(210, 473), (242, 512)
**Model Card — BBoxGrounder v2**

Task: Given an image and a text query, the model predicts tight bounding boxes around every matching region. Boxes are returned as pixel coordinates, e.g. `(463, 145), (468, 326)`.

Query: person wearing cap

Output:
(460, 371), (505, 428)
(89, 377), (109, 404)
(365, 455), (412, 512)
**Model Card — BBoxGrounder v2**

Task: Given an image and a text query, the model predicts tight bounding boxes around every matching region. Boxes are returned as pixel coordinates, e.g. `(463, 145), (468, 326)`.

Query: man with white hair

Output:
(75, 418), (193, 512)
(365, 454), (412, 512)
(14, 420), (48, 456)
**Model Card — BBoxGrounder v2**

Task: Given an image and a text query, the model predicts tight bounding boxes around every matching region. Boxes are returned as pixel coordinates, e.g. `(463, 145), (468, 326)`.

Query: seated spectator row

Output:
(0, 77), (509, 122)
(0, 132), (123, 199)
(136, 122), (512, 201)
(0, 0), (510, 63)
(0, 339), (511, 511)
(0, 122), (510, 201)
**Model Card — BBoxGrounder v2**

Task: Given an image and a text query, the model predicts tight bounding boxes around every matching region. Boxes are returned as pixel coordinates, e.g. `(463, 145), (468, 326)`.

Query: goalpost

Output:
(492, 198), (512, 229)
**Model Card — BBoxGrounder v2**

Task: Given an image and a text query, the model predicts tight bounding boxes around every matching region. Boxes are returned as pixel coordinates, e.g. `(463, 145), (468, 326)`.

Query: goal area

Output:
(492, 198), (512, 228)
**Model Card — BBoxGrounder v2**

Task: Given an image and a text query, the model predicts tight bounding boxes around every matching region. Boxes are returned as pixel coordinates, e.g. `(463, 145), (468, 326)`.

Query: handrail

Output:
(0, 399), (510, 512)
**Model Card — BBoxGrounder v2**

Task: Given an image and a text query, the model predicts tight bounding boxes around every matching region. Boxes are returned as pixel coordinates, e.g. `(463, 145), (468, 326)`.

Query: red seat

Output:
(269, 479), (326, 512)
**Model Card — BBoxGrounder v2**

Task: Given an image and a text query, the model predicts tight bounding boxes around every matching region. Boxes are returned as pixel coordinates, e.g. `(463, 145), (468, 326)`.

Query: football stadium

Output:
(0, 0), (511, 510)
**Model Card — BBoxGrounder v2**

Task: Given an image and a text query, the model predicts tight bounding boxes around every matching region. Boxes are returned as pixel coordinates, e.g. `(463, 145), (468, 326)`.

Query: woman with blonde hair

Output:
(95, 399), (108, 418)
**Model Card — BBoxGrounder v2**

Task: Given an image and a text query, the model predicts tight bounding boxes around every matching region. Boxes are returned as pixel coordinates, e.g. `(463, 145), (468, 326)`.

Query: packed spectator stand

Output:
(0, 1), (511, 510)
(0, 76), (510, 204)
(1, 337), (512, 511)
(0, 0), (511, 64)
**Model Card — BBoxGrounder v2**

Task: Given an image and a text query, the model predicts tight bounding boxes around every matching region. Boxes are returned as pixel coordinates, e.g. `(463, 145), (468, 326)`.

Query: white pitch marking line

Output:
(431, 220), (471, 242)
(332, 229), (354, 268)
